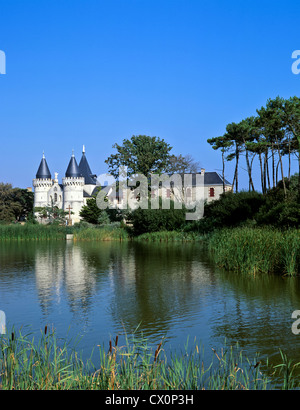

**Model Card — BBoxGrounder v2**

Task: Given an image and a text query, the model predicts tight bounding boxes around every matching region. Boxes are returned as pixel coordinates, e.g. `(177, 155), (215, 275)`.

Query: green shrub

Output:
(128, 200), (187, 236)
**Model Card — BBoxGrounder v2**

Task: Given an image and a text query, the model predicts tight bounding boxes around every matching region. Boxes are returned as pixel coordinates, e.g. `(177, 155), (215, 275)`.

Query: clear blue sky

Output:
(0, 0), (300, 190)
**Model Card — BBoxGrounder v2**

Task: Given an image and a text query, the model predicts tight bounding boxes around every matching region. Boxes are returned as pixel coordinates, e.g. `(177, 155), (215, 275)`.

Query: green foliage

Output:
(80, 196), (126, 225)
(135, 230), (203, 242)
(128, 199), (187, 236)
(105, 135), (172, 179)
(79, 196), (102, 224)
(1, 327), (286, 390)
(207, 227), (300, 276)
(34, 206), (68, 225)
(207, 96), (300, 194)
(73, 225), (129, 241)
(0, 183), (34, 223)
(0, 224), (67, 241)
(187, 174), (300, 234)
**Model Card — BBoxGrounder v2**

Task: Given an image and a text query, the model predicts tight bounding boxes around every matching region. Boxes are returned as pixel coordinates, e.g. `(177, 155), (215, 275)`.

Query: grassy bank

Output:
(0, 328), (296, 390)
(0, 224), (68, 241)
(206, 227), (300, 276)
(0, 224), (201, 242)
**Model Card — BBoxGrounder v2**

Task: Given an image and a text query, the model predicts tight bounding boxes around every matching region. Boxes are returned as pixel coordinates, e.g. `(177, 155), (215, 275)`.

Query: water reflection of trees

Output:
(107, 243), (213, 338)
(34, 241), (213, 339)
(208, 269), (300, 367)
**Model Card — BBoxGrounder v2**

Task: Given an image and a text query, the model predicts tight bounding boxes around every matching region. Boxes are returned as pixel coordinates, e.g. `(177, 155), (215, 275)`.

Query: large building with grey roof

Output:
(33, 148), (232, 224)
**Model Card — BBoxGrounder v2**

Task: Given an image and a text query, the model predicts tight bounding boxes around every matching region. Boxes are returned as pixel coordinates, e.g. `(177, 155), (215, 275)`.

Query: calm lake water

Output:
(1, 240), (300, 368)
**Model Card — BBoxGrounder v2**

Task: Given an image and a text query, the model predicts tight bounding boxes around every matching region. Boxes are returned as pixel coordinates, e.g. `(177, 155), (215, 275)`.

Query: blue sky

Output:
(0, 0), (300, 190)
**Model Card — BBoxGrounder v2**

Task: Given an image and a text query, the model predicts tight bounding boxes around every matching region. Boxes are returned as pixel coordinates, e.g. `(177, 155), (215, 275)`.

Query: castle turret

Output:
(62, 152), (85, 224)
(79, 145), (98, 196)
(33, 153), (53, 208)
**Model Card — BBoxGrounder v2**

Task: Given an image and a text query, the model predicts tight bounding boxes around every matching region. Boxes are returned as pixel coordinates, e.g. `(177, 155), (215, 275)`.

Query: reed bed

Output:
(207, 227), (300, 276)
(1, 327), (294, 390)
(135, 231), (203, 242)
(73, 226), (129, 242)
(0, 224), (68, 241)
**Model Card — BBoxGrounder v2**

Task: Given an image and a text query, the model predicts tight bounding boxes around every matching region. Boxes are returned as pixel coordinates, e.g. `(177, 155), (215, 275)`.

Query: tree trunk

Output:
(259, 153), (265, 193)
(271, 143), (275, 188)
(245, 148), (255, 191)
(222, 151), (225, 194)
(275, 136), (287, 199)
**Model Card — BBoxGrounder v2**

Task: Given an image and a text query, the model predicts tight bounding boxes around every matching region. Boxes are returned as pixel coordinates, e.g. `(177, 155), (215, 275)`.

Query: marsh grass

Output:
(1, 327), (298, 390)
(0, 224), (68, 241)
(73, 225), (129, 241)
(0, 224), (129, 242)
(135, 231), (203, 242)
(207, 227), (300, 276)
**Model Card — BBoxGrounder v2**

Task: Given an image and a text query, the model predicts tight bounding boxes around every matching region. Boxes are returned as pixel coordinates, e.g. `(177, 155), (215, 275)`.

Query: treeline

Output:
(0, 183), (34, 223)
(208, 96), (300, 196)
(186, 174), (300, 234)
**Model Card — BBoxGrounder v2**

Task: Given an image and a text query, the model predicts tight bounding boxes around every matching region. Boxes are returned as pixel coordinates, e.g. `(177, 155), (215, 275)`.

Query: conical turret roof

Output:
(79, 146), (97, 185)
(65, 152), (81, 178)
(36, 153), (51, 179)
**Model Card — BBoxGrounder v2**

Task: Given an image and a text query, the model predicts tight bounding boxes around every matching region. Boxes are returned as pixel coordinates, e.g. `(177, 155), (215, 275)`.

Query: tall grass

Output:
(0, 224), (129, 242)
(73, 225), (129, 241)
(0, 224), (68, 241)
(135, 230), (203, 242)
(207, 227), (300, 276)
(1, 327), (294, 390)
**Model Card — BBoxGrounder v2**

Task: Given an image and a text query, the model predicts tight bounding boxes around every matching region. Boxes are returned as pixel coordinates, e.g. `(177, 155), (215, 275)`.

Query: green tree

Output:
(128, 199), (187, 236)
(105, 135), (172, 180)
(0, 183), (34, 222)
(207, 135), (232, 194)
(79, 196), (102, 224)
(35, 205), (68, 224)
(257, 97), (287, 198)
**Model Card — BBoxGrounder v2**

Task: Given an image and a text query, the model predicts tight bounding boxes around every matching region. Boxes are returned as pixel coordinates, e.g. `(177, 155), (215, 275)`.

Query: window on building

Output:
(54, 193), (58, 202)
(209, 187), (215, 198)
(166, 189), (170, 198)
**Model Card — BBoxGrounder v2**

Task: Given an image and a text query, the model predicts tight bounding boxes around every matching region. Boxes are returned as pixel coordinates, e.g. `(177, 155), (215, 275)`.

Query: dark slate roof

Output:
(166, 172), (231, 187)
(36, 155), (51, 179)
(65, 154), (81, 178)
(204, 172), (231, 186)
(79, 152), (97, 185)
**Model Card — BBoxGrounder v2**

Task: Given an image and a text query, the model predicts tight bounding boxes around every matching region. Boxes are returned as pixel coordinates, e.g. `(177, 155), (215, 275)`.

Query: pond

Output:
(1, 240), (300, 368)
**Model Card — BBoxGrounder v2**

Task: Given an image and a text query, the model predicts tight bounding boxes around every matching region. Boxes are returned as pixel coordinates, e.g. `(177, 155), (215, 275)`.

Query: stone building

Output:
(33, 148), (231, 224)
(33, 147), (99, 224)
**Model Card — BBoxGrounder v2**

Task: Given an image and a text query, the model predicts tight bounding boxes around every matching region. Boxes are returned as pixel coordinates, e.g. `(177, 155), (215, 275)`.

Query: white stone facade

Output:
(33, 151), (232, 224)
(33, 150), (99, 224)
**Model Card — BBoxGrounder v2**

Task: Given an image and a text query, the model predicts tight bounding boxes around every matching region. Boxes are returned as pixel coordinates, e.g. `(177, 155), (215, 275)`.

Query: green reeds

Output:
(0, 224), (129, 242)
(207, 227), (300, 276)
(73, 226), (129, 242)
(0, 224), (67, 241)
(135, 231), (203, 242)
(1, 327), (295, 390)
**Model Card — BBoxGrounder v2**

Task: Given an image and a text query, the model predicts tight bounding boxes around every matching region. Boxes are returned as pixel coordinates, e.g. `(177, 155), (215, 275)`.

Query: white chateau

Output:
(33, 146), (232, 224)
(33, 146), (99, 224)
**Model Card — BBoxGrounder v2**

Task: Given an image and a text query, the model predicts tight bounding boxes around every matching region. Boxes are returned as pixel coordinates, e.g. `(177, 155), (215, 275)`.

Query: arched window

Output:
(54, 193), (58, 202)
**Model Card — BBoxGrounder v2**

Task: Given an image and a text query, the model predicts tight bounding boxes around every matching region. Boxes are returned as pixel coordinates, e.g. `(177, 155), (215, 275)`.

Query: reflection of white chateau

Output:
(33, 146), (99, 224)
(35, 244), (96, 310)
